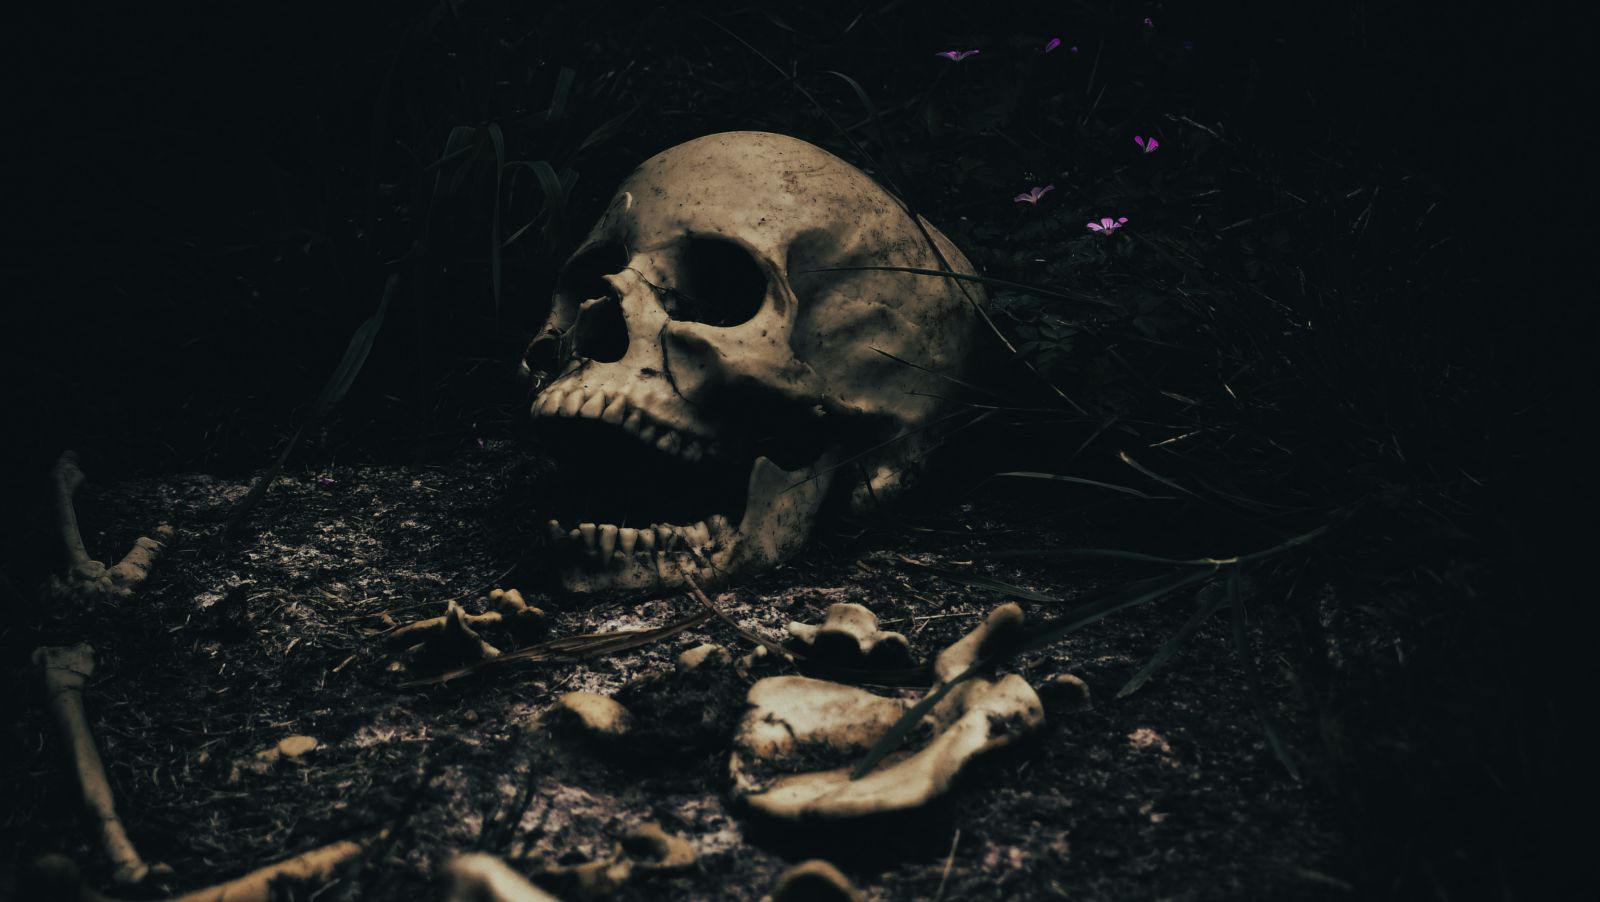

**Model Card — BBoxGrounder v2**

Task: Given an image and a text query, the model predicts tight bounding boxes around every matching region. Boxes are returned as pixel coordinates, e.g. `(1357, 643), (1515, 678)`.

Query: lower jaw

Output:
(552, 451), (839, 595)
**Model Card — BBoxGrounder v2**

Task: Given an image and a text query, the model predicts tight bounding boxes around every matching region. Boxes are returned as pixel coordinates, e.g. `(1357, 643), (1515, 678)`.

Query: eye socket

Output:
(660, 236), (767, 327)
(558, 242), (628, 301)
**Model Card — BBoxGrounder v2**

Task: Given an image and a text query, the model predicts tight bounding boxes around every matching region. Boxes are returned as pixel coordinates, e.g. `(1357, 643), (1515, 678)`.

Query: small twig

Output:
(681, 571), (794, 663)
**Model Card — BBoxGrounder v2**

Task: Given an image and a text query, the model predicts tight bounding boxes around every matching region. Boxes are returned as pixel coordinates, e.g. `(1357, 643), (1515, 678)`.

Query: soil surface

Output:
(5, 448), (1346, 900)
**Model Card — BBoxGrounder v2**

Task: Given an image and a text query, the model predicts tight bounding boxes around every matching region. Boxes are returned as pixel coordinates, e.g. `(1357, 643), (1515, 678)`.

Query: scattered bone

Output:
(676, 642), (732, 672)
(534, 822), (696, 898)
(31, 837), (365, 902)
(771, 859), (865, 902)
(730, 604), (1045, 821)
(230, 734), (319, 782)
(33, 644), (163, 885)
(787, 603), (914, 669)
(48, 452), (173, 601)
(389, 589), (551, 672)
(387, 589), (547, 654)
(1040, 673), (1093, 711)
(550, 691), (633, 739)
(446, 854), (563, 902)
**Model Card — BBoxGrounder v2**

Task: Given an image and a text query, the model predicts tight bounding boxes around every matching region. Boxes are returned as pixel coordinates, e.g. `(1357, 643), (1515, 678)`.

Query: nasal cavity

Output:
(573, 295), (628, 363)
(523, 330), (566, 376)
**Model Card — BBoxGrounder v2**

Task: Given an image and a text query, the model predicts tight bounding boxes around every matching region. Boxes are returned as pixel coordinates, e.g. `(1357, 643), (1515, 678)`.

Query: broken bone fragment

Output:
(230, 734), (319, 782)
(33, 644), (163, 885)
(1040, 672), (1093, 711)
(533, 822), (696, 898)
(787, 603), (914, 670)
(387, 589), (547, 670)
(550, 691), (633, 739)
(48, 452), (173, 601)
(730, 604), (1044, 821)
(772, 859), (865, 902)
(523, 131), (987, 594)
(446, 854), (563, 902)
(676, 641), (732, 672)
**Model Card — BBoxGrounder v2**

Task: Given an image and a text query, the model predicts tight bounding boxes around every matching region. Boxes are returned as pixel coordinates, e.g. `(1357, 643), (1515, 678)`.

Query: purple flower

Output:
(1045, 37), (1062, 53)
(1144, 16), (1154, 27)
(1014, 185), (1055, 205)
(935, 50), (980, 61)
(1134, 135), (1160, 154)
(1086, 216), (1129, 233)
(317, 474), (336, 487)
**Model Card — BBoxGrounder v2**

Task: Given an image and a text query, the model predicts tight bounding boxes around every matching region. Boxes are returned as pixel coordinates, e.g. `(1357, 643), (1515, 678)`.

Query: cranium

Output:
(523, 131), (984, 594)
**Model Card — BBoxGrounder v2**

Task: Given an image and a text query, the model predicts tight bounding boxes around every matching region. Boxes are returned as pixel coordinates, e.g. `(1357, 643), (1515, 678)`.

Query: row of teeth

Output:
(532, 385), (715, 463)
(548, 516), (733, 561)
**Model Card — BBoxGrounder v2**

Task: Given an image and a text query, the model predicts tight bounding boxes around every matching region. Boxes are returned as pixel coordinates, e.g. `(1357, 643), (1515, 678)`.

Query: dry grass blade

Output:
(994, 470), (1177, 500)
(896, 556), (1059, 603)
(400, 609), (713, 686)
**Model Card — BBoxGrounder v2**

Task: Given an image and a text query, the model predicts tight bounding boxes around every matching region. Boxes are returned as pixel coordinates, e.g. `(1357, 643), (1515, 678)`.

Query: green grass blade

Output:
(1117, 588), (1229, 698)
(229, 274), (396, 535)
(849, 661), (977, 780)
(507, 160), (567, 255)
(423, 125), (475, 172)
(896, 558), (1059, 603)
(571, 106), (638, 160)
(547, 67), (576, 121)
(309, 274), (397, 418)
(1117, 451), (1201, 499)
(1015, 568), (1217, 656)
(1228, 569), (1302, 780)
(995, 470), (1176, 500)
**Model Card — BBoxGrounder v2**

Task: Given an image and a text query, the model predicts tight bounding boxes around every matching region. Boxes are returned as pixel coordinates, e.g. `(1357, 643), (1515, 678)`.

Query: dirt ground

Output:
(3, 446), (1348, 900)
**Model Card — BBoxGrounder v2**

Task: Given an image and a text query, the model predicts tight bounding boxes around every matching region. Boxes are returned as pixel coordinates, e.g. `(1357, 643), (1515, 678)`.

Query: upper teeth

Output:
(533, 383), (717, 462)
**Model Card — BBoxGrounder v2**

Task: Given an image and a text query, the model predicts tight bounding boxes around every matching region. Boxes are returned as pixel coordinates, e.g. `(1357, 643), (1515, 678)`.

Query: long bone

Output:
(32, 643), (159, 884)
(31, 838), (366, 902)
(49, 451), (173, 600)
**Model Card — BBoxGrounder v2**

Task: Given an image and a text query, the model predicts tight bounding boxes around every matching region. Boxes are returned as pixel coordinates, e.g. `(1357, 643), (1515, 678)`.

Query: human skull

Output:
(523, 131), (984, 593)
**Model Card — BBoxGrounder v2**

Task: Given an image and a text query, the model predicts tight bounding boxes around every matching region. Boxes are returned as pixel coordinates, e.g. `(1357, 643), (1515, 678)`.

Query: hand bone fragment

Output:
(48, 452), (173, 601)
(730, 604), (1045, 821)
(33, 644), (161, 885)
